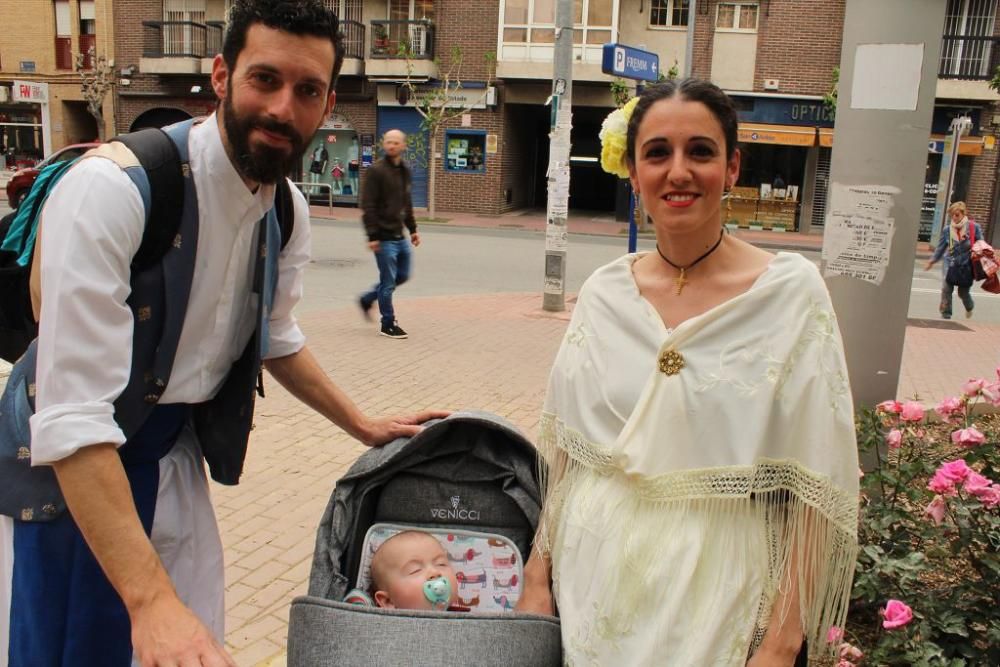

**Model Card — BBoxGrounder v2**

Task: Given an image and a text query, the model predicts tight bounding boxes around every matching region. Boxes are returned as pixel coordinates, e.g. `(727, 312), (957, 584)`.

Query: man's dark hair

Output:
(223, 0), (346, 89)
(626, 77), (740, 165)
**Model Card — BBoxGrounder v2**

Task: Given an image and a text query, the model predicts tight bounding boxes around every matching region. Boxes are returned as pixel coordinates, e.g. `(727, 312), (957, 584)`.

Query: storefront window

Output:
(444, 130), (486, 173)
(301, 114), (360, 204)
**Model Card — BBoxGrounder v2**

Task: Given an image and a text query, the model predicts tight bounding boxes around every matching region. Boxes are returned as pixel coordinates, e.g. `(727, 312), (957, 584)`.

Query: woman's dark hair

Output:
(625, 78), (740, 165)
(223, 0), (346, 90)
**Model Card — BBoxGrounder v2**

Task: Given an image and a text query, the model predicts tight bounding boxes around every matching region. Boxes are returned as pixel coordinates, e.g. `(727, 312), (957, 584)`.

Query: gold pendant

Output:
(674, 268), (688, 295)
(658, 349), (685, 376)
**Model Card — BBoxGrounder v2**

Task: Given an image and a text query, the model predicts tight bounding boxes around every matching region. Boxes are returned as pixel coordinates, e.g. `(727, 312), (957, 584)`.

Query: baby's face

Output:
(374, 533), (458, 610)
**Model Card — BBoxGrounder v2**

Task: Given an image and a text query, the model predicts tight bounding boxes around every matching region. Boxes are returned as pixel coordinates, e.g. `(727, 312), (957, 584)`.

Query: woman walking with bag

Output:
(926, 201), (982, 319)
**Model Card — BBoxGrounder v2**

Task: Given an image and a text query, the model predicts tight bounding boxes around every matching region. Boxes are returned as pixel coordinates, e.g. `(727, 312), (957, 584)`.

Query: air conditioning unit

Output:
(0, 87), (9, 103)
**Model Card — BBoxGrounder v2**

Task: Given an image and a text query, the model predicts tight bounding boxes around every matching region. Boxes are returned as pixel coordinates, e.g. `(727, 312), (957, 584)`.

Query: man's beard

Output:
(222, 93), (309, 184)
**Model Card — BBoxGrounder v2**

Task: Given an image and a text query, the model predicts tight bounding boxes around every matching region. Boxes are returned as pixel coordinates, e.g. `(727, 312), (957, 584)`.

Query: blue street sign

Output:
(601, 43), (660, 82)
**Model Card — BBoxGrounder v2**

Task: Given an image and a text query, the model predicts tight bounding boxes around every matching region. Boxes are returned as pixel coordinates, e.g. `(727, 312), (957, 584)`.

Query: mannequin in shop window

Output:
(330, 159), (345, 194)
(309, 144), (329, 195)
(347, 137), (360, 196)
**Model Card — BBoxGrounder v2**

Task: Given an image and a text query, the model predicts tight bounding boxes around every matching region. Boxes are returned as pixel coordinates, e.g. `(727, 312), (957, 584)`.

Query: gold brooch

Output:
(658, 349), (685, 376)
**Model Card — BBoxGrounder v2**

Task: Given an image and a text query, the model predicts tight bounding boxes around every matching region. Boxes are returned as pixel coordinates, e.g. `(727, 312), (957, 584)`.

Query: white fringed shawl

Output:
(538, 252), (859, 665)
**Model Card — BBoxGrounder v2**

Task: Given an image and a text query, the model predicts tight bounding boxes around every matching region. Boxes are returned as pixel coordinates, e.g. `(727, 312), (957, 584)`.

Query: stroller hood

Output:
(307, 410), (543, 601)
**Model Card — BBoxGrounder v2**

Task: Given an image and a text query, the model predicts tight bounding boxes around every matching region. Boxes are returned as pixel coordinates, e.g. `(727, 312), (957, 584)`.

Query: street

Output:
(304, 217), (1000, 324)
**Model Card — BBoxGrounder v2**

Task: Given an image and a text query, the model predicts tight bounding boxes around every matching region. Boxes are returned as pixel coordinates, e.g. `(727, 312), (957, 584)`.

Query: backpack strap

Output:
(276, 177), (295, 251)
(110, 128), (186, 270)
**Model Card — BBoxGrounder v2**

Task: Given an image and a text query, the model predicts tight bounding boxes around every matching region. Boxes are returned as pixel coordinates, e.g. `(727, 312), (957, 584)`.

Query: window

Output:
(650, 0), (688, 28)
(79, 0), (96, 69)
(716, 2), (758, 31)
(941, 0), (998, 78)
(444, 130), (486, 173)
(501, 0), (615, 45)
(54, 0), (72, 69)
(164, 0), (206, 56)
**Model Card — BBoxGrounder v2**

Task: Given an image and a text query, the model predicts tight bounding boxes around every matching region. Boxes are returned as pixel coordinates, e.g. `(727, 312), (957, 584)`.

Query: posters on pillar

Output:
(546, 223), (568, 252)
(821, 183), (899, 285)
(547, 115), (573, 219)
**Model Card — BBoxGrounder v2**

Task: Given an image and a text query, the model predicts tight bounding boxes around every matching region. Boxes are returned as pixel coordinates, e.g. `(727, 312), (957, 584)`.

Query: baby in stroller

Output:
(287, 411), (562, 666)
(367, 530), (459, 610)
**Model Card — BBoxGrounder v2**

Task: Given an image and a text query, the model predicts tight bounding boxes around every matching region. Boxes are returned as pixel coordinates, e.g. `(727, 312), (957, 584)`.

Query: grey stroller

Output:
(286, 411), (561, 666)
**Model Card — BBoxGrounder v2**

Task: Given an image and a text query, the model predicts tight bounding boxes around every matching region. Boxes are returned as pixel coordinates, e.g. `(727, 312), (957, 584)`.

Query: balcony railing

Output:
(370, 19), (435, 59)
(342, 19), (365, 59)
(940, 34), (1000, 80)
(142, 20), (224, 58)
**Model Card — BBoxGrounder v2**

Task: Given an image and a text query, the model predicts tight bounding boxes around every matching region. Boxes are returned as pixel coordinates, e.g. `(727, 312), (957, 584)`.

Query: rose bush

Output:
(845, 368), (1000, 665)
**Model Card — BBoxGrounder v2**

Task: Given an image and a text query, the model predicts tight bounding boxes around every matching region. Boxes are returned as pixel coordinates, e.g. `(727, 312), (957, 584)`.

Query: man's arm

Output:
(403, 166), (417, 235)
(264, 345), (448, 446)
(52, 446), (235, 667)
(360, 165), (382, 242)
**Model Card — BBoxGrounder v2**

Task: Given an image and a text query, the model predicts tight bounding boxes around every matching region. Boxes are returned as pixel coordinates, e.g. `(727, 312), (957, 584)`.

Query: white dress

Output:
(538, 253), (859, 665)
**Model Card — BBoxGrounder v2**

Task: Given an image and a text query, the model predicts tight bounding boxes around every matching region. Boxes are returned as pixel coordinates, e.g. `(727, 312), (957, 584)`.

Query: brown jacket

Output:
(361, 158), (417, 242)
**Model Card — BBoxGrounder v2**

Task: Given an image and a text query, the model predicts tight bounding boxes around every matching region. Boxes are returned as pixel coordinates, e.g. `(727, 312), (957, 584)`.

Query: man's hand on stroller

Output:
(360, 410), (452, 447)
(515, 548), (555, 616)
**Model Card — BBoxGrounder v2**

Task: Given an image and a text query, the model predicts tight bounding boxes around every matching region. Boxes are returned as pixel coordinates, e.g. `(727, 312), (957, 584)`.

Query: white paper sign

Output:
(822, 183), (899, 285)
(850, 43), (923, 111)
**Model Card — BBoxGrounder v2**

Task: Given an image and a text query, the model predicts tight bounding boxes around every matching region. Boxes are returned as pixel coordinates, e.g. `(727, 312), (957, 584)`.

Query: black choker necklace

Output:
(656, 228), (726, 295)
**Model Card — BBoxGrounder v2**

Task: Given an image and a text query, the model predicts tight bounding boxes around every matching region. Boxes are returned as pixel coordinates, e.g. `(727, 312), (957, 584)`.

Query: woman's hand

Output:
(924, 259), (936, 271)
(515, 549), (555, 616)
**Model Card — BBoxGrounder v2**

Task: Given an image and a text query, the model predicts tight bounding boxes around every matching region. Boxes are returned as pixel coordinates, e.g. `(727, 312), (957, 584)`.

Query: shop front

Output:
(727, 95), (833, 232)
(0, 81), (51, 170)
(301, 113), (361, 206)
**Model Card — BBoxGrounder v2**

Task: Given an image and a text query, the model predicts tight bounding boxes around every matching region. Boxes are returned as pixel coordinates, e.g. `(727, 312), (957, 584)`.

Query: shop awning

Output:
(737, 123), (816, 147)
(820, 130), (985, 156)
(928, 134), (984, 156)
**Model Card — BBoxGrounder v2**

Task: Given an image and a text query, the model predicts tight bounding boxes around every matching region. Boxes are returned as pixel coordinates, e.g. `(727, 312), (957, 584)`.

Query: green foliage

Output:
(655, 59), (681, 83)
(823, 67), (839, 119)
(610, 79), (630, 108)
(989, 65), (1000, 94)
(846, 382), (1000, 666)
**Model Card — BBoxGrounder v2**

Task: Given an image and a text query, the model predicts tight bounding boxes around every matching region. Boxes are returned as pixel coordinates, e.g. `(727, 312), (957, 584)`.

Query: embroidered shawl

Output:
(537, 252), (859, 664)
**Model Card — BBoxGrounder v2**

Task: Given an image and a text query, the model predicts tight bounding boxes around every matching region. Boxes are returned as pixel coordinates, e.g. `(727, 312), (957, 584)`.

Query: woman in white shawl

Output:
(516, 79), (860, 666)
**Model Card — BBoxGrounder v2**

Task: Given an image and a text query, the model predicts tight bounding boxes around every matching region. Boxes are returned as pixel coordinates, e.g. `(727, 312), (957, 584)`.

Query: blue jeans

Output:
(361, 238), (411, 326)
(940, 281), (974, 318)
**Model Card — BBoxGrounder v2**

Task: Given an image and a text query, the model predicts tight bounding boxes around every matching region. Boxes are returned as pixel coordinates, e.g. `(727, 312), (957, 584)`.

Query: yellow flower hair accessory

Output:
(599, 96), (640, 179)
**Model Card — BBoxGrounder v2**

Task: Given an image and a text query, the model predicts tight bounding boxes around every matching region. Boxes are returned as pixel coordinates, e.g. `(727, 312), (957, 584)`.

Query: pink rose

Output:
(937, 459), (972, 483)
(826, 625), (844, 644)
(924, 495), (947, 525)
(928, 472), (957, 495)
(951, 426), (986, 448)
(984, 381), (1000, 407)
(839, 643), (864, 661)
(881, 599), (913, 629)
(978, 485), (1000, 508)
(935, 396), (963, 419)
(899, 401), (925, 422)
(963, 471), (995, 496)
(876, 400), (902, 414)
(886, 429), (903, 449)
(963, 378), (987, 397)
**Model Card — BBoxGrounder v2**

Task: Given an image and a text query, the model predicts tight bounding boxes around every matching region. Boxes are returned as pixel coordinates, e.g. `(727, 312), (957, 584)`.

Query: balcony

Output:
(937, 34), (1000, 101)
(55, 36), (73, 70)
(139, 20), (224, 75)
(340, 19), (366, 76)
(367, 19), (437, 79)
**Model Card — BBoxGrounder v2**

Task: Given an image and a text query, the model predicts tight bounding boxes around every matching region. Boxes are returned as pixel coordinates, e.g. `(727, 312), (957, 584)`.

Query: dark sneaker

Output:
(359, 296), (374, 322)
(965, 309), (973, 319)
(379, 322), (408, 339)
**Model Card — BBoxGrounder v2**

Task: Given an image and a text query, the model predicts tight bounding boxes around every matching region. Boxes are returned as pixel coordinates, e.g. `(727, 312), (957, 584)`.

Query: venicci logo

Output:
(431, 495), (481, 521)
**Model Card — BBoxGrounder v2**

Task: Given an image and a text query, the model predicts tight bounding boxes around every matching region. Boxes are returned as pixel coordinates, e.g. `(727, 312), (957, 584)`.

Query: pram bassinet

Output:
(287, 411), (561, 666)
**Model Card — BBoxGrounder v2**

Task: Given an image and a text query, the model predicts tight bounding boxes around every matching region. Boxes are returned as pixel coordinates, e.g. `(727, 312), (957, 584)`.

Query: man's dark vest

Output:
(0, 119), (287, 522)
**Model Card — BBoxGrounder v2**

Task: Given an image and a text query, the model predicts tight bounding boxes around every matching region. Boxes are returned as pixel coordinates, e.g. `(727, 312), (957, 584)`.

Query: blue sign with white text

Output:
(601, 43), (660, 82)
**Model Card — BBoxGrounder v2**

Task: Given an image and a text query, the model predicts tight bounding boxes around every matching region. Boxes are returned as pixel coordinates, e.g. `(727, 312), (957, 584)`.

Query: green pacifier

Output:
(423, 576), (451, 610)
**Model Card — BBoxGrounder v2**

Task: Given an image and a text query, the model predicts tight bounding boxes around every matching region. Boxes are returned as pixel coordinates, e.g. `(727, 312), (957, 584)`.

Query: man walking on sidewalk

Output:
(359, 129), (420, 339)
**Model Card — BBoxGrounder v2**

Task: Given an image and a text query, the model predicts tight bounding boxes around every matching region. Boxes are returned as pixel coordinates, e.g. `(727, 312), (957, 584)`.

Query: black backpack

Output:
(0, 127), (295, 363)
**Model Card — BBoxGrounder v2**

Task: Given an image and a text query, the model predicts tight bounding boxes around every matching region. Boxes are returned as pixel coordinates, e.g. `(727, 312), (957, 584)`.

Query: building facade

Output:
(0, 0), (116, 168)
(106, 0), (1000, 240)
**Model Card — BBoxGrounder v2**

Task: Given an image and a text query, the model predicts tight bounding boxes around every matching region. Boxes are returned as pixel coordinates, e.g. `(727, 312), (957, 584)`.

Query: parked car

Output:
(5, 142), (100, 209)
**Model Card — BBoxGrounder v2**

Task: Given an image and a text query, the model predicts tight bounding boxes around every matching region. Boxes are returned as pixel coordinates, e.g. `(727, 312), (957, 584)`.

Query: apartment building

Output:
(113, 0), (1000, 236)
(0, 0), (116, 167)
